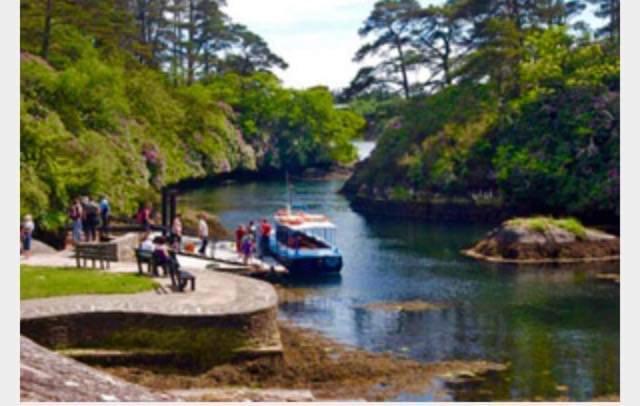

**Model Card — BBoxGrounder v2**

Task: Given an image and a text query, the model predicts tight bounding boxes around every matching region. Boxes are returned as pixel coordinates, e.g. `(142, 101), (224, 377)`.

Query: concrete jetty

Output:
(20, 238), (283, 402)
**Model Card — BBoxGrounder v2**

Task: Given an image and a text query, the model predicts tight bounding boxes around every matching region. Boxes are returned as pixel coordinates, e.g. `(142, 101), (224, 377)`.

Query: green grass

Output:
(20, 265), (159, 300)
(506, 216), (588, 239)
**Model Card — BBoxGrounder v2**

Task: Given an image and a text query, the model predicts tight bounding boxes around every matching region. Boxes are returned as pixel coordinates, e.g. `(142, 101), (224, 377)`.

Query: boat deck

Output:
(177, 238), (289, 281)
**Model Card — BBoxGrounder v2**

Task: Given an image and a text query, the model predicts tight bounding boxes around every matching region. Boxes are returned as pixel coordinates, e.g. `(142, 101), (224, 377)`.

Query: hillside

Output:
(342, 27), (619, 225)
(20, 0), (364, 230)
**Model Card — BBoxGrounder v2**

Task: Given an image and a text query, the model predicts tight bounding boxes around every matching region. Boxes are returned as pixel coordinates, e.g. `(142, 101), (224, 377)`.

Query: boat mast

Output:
(286, 171), (292, 214)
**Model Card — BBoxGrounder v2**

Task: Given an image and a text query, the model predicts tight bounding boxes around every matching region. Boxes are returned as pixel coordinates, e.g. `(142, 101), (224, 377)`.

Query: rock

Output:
(168, 387), (315, 402)
(357, 300), (445, 313)
(463, 217), (619, 264)
(20, 336), (178, 402)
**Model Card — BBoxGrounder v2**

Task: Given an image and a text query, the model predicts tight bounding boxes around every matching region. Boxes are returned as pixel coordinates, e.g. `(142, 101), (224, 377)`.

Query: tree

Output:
(410, 4), (464, 90)
(354, 0), (422, 99)
(587, 0), (619, 40)
(216, 24), (288, 75)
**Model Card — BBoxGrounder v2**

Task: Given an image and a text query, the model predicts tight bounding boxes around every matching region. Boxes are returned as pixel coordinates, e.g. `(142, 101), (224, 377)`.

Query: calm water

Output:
(182, 145), (619, 401)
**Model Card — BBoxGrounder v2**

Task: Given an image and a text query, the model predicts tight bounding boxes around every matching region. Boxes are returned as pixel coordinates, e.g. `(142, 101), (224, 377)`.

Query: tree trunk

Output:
(186, 0), (195, 85)
(40, 0), (53, 60)
(394, 40), (410, 99)
(442, 33), (452, 86)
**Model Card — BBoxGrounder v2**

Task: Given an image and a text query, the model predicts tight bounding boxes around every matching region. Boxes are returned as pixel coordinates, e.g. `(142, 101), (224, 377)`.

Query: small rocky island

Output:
(463, 217), (619, 264)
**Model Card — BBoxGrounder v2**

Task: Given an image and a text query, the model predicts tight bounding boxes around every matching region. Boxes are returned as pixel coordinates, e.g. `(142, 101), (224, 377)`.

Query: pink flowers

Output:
(142, 145), (160, 165)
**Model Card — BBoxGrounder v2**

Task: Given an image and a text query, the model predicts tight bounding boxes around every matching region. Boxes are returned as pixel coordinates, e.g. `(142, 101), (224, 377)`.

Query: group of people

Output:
(137, 211), (209, 267)
(69, 196), (111, 243)
(235, 219), (272, 264)
(168, 212), (209, 256)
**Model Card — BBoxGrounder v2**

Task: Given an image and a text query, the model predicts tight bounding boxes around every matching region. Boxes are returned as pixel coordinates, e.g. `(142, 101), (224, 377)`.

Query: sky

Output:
(225, 0), (438, 90)
(225, 0), (602, 91)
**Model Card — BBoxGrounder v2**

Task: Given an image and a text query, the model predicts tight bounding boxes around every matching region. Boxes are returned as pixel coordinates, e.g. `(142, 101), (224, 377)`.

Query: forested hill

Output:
(20, 0), (365, 230)
(341, 0), (619, 223)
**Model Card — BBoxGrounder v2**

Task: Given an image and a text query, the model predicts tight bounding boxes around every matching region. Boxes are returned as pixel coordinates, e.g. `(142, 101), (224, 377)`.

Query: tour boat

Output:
(268, 208), (343, 275)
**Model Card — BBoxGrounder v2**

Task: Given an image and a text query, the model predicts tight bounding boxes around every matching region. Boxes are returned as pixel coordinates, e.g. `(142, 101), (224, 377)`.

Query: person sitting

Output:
(152, 236), (175, 276)
(139, 237), (154, 252)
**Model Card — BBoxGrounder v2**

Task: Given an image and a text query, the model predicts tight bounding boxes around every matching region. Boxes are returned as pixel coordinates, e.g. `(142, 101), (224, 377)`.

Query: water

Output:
(353, 140), (376, 160)
(181, 144), (619, 400)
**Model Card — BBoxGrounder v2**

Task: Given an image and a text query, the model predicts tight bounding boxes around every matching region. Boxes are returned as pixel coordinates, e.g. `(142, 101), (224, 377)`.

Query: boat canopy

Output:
(274, 210), (337, 245)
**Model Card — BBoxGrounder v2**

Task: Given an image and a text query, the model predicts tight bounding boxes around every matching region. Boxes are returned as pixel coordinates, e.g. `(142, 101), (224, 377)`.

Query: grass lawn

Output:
(21, 265), (159, 300)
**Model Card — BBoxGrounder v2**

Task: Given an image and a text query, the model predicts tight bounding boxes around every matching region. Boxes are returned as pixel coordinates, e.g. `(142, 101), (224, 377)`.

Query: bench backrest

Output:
(75, 243), (118, 261)
(135, 249), (154, 261)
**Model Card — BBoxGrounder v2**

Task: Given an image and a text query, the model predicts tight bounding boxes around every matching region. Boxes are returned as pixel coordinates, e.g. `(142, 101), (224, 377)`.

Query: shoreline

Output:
(101, 319), (510, 402)
(461, 248), (621, 265)
(340, 194), (620, 233)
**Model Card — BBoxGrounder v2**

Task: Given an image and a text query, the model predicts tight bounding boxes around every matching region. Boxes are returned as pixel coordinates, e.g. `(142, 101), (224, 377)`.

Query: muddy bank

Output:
(101, 321), (507, 401)
(357, 300), (445, 312)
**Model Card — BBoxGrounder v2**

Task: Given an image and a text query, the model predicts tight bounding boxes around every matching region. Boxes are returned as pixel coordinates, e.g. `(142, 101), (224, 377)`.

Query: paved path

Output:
(21, 251), (278, 319)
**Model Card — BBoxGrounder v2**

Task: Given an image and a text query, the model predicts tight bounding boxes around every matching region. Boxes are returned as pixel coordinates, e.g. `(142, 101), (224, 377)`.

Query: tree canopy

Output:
(20, 0), (365, 229)
(343, 0), (619, 223)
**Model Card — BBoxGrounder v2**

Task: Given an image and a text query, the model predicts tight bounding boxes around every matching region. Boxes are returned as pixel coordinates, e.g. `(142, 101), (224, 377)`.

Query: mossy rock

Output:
(463, 216), (619, 264)
(69, 326), (248, 371)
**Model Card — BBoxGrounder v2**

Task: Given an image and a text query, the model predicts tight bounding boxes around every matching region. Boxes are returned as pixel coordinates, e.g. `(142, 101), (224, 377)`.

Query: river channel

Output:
(180, 142), (619, 401)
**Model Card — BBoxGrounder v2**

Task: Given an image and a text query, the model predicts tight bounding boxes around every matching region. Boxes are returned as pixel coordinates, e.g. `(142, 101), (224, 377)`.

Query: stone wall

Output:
(21, 336), (178, 401)
(111, 232), (139, 262)
(21, 307), (280, 369)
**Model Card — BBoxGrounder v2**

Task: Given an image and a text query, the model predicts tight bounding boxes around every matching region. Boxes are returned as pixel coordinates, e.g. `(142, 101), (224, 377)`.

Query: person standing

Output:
(248, 220), (257, 239)
(22, 214), (35, 259)
(99, 196), (110, 237)
(235, 225), (245, 254)
(136, 202), (153, 241)
(259, 219), (272, 259)
(69, 198), (83, 243)
(84, 197), (99, 242)
(241, 233), (253, 265)
(171, 213), (183, 252)
(198, 213), (209, 256)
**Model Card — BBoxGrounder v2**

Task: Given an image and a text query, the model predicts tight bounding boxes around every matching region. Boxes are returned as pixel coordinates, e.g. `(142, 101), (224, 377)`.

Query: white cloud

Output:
(225, 0), (375, 89)
(225, 0), (441, 90)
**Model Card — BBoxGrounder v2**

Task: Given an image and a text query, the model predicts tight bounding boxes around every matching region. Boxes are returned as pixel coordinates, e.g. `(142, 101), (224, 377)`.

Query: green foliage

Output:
(21, 23), (365, 231)
(208, 73), (364, 170)
(20, 32), (256, 227)
(346, 25), (619, 221)
(506, 216), (587, 239)
(20, 266), (158, 299)
(83, 326), (248, 369)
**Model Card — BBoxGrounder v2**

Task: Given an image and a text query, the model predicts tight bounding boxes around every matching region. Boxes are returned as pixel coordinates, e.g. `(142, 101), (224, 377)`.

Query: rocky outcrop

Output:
(463, 219), (619, 264)
(21, 336), (178, 402)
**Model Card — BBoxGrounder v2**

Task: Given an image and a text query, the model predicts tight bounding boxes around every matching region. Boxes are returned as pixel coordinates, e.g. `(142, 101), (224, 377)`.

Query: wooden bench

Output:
(167, 261), (196, 292)
(75, 243), (118, 269)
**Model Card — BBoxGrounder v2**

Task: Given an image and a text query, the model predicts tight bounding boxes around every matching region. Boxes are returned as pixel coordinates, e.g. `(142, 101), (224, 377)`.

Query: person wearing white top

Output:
(140, 238), (154, 252)
(198, 214), (209, 256)
(22, 214), (35, 259)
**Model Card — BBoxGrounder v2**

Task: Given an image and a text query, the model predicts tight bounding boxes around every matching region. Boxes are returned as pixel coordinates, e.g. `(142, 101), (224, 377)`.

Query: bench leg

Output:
(190, 278), (195, 291)
(76, 255), (81, 268)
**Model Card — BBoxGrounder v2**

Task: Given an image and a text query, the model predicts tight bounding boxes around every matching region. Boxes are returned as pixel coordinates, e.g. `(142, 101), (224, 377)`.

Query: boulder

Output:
(463, 217), (619, 263)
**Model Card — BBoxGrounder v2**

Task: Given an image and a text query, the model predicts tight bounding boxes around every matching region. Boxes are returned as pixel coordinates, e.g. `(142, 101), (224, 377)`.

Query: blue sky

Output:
(226, 0), (602, 91)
